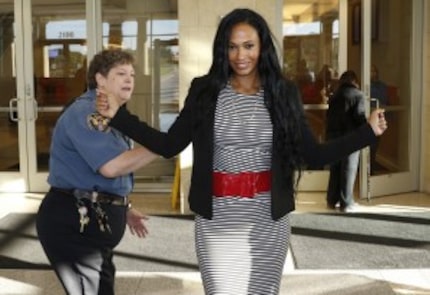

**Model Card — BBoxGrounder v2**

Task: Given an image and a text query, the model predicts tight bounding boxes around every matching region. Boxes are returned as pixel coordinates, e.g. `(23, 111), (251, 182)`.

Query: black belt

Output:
(50, 187), (128, 206)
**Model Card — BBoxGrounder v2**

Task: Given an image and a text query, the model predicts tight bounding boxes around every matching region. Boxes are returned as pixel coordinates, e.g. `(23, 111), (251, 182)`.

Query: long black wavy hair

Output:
(199, 8), (305, 188)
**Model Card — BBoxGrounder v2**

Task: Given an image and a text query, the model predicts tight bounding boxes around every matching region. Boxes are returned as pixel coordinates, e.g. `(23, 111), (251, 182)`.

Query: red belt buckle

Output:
(212, 171), (271, 198)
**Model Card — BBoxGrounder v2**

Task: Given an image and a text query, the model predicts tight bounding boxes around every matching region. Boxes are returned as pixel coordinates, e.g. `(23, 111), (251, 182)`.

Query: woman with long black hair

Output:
(97, 8), (387, 294)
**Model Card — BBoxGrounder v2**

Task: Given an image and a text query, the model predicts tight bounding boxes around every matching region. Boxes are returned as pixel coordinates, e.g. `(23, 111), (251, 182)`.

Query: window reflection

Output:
(35, 19), (87, 106)
(283, 0), (339, 149)
(283, 1), (339, 105)
(102, 0), (179, 185)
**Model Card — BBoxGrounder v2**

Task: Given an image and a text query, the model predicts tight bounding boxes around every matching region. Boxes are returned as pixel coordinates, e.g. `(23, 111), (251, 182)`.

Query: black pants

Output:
(36, 189), (127, 295)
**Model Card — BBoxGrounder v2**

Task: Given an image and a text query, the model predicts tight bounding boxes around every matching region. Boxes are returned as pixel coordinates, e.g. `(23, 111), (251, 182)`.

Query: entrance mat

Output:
(0, 213), (197, 272)
(289, 211), (430, 269)
(281, 273), (396, 295)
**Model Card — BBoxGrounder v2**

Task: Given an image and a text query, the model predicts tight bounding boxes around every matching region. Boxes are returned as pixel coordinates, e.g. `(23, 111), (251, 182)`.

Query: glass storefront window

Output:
(283, 1), (339, 106)
(283, 0), (339, 149)
(102, 0), (179, 187)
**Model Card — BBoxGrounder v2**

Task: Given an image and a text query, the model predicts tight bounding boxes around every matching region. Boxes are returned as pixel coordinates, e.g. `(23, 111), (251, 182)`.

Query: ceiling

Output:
(0, 0), (334, 22)
(283, 0), (338, 23)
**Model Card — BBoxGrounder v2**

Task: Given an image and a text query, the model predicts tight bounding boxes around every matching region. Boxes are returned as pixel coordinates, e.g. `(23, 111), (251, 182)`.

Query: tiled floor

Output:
(0, 191), (429, 294)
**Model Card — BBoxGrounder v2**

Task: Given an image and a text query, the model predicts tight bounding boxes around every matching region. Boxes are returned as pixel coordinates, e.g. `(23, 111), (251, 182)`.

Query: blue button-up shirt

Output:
(47, 89), (133, 197)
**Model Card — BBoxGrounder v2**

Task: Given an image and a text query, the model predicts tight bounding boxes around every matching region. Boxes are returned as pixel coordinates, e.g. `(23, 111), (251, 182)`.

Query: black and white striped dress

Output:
(195, 84), (290, 295)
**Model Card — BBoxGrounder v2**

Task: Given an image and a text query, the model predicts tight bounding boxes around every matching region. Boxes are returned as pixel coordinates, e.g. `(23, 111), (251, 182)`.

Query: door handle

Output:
(9, 97), (19, 122)
(370, 98), (380, 109)
(33, 98), (38, 120)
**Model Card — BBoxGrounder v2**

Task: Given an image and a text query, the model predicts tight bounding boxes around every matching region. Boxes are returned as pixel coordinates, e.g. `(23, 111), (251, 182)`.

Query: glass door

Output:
(283, 0), (341, 191)
(101, 0), (179, 192)
(283, 0), (420, 197)
(0, 0), (23, 191)
(357, 0), (420, 198)
(0, 0), (86, 192)
(0, 0), (178, 194)
(30, 0), (86, 191)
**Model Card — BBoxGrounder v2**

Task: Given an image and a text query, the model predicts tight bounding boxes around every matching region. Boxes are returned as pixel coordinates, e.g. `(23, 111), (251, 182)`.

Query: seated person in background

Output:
(296, 59), (318, 103)
(295, 58), (314, 87)
(316, 64), (337, 104)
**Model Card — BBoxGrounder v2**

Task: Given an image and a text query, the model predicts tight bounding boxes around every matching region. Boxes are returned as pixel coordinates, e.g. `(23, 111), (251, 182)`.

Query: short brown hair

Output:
(87, 49), (135, 89)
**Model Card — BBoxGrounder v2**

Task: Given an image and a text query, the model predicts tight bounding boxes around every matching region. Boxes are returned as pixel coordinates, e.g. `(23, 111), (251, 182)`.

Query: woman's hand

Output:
(368, 109), (388, 136)
(126, 208), (149, 238)
(96, 87), (120, 119)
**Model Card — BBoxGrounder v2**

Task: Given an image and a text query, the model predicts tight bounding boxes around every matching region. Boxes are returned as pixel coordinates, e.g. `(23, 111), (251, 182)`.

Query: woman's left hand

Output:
(368, 109), (388, 136)
(126, 208), (149, 238)
(96, 87), (120, 119)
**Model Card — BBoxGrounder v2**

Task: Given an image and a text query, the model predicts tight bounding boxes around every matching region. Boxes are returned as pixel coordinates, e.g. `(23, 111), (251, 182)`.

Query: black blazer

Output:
(109, 76), (377, 220)
(326, 83), (367, 139)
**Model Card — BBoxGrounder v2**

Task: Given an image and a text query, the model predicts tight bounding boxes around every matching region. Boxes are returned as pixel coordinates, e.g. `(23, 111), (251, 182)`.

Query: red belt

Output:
(212, 171), (271, 198)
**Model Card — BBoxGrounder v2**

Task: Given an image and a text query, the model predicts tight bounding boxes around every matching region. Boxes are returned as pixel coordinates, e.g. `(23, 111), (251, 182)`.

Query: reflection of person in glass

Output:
(316, 64), (336, 104)
(97, 9), (387, 294)
(295, 58), (318, 103)
(326, 70), (367, 212)
(74, 57), (88, 92)
(36, 49), (157, 295)
(295, 58), (314, 87)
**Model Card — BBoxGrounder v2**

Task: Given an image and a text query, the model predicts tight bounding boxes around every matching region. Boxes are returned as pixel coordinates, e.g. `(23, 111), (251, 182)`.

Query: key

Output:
(93, 204), (104, 232)
(98, 217), (105, 232)
(99, 209), (112, 234)
(78, 206), (89, 233)
(97, 211), (112, 234)
(104, 218), (112, 234)
(80, 215), (89, 233)
(93, 203), (112, 234)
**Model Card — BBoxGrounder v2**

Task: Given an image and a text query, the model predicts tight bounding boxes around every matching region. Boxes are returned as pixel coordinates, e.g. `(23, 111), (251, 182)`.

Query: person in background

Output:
(295, 58), (314, 88)
(295, 58), (318, 103)
(326, 70), (367, 212)
(371, 64), (388, 107)
(97, 9), (387, 294)
(316, 64), (337, 104)
(74, 56), (88, 92)
(36, 49), (158, 295)
(370, 64), (388, 174)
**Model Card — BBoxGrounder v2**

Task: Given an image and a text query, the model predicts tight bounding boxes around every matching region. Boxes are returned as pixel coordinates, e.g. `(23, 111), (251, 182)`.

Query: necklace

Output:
(229, 78), (261, 95)
(228, 82), (262, 125)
